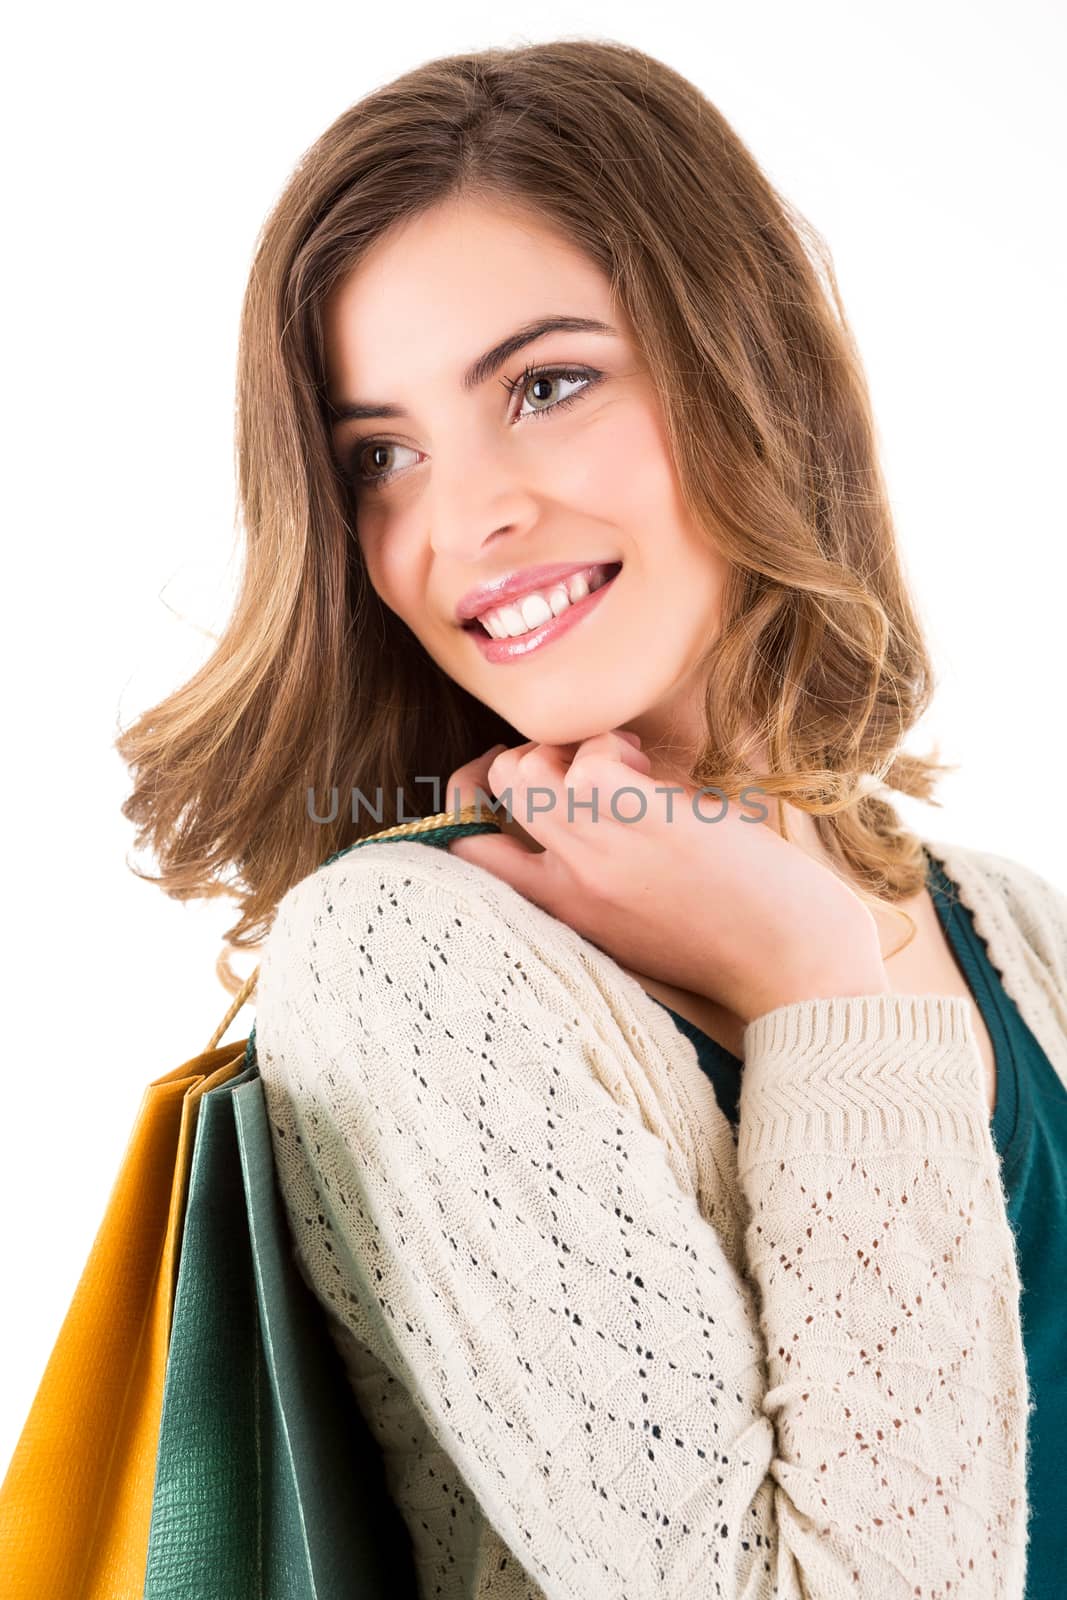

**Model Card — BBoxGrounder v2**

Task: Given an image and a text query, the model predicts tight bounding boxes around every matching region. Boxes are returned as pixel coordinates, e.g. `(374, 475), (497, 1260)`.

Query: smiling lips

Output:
(455, 558), (623, 625)
(468, 562), (617, 638)
(463, 562), (622, 663)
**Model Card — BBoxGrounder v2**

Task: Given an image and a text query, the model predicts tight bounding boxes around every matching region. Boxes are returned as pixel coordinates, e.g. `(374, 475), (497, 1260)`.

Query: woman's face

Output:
(322, 194), (730, 769)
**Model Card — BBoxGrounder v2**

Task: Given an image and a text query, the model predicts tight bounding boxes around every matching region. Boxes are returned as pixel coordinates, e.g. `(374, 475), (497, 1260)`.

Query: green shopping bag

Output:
(143, 1063), (417, 1599)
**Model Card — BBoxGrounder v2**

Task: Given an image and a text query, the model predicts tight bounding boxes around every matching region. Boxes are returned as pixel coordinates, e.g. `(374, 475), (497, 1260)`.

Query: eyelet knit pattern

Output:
(253, 836), (1066, 1599)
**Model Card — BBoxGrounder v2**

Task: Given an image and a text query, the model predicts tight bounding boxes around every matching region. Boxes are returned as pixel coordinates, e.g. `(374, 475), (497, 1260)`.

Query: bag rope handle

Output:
(203, 803), (499, 1054)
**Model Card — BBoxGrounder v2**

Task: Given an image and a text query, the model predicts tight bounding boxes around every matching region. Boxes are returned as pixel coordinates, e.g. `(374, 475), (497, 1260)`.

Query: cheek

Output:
(675, 545), (728, 650)
(358, 517), (421, 619)
(585, 407), (683, 531)
(603, 409), (727, 592)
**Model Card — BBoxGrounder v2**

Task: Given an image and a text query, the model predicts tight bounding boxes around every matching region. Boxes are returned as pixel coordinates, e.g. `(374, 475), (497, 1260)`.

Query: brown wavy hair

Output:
(116, 35), (954, 994)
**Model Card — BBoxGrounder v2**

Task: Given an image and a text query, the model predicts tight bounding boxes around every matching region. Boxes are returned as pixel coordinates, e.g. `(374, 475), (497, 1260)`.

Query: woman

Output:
(117, 38), (1067, 1599)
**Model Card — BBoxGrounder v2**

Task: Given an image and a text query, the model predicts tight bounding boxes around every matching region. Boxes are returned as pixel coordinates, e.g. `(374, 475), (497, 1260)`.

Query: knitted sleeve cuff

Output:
(737, 993), (988, 1174)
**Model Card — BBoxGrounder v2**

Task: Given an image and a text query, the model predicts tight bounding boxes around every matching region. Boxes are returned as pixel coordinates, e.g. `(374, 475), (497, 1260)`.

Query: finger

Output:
(590, 745), (652, 779)
(444, 744), (509, 817)
(571, 728), (643, 761)
(443, 757), (556, 909)
(619, 747), (653, 774)
(491, 743), (571, 836)
(546, 728), (641, 754)
(503, 737), (651, 836)
(568, 730), (651, 779)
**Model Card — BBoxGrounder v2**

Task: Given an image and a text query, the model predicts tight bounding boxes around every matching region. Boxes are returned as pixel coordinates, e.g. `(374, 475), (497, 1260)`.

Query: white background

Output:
(2, 0), (1064, 1475)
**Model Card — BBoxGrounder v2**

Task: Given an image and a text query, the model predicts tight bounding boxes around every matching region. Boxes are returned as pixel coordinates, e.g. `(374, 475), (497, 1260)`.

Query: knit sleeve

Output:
(254, 843), (1029, 1600)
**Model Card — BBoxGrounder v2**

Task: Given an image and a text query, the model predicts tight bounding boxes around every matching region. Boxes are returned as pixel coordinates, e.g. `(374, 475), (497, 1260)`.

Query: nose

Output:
(425, 446), (536, 566)
(430, 515), (519, 566)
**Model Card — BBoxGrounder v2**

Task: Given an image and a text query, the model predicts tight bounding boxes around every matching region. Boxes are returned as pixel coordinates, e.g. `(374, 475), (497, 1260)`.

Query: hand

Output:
(444, 731), (890, 1024)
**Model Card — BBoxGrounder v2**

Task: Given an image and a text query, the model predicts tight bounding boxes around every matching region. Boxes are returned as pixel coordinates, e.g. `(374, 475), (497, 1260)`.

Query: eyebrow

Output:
(326, 315), (618, 427)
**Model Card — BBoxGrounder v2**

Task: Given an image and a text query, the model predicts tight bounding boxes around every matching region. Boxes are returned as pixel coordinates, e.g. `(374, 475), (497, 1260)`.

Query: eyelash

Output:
(344, 363), (603, 493)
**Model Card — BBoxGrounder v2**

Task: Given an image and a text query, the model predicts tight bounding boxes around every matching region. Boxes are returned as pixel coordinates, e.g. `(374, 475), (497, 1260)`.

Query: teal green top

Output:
(650, 845), (1067, 1599)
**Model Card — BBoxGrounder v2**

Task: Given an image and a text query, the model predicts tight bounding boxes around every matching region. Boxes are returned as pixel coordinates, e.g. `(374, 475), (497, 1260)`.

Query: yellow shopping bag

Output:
(0, 982), (254, 1600)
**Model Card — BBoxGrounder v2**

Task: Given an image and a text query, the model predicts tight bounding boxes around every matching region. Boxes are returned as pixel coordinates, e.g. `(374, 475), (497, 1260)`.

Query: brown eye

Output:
(515, 368), (593, 418)
(346, 364), (603, 494)
(346, 440), (420, 493)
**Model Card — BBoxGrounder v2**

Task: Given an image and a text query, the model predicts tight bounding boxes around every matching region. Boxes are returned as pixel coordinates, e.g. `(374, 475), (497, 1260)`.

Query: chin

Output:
(506, 717), (631, 750)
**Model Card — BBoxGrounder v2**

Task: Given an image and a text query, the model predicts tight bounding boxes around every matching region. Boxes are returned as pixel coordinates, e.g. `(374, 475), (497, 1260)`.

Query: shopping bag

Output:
(142, 1061), (417, 1599)
(1, 806), (501, 1598)
(144, 809), (503, 1597)
(0, 1040), (248, 1600)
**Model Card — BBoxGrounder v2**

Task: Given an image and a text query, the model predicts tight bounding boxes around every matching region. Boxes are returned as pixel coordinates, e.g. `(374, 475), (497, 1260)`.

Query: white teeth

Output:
(518, 593), (554, 629)
(477, 563), (617, 640)
(498, 605), (528, 637)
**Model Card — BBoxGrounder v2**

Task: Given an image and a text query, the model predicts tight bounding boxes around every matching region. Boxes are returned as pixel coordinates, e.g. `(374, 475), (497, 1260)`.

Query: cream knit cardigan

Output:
(253, 833), (1067, 1600)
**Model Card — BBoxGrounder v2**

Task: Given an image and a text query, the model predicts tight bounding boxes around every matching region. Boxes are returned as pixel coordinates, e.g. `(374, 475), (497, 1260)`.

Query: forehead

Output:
(322, 197), (618, 395)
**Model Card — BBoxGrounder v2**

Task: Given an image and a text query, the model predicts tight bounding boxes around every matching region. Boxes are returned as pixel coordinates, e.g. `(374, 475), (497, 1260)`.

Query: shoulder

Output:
(253, 838), (710, 1148)
(254, 836), (719, 1231)
(266, 837), (576, 962)
(257, 839), (597, 1037)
